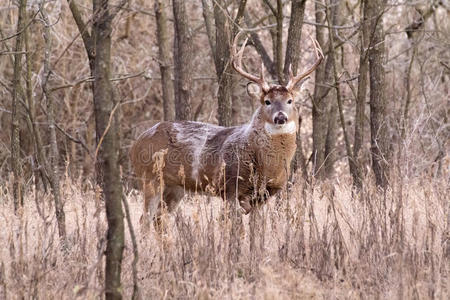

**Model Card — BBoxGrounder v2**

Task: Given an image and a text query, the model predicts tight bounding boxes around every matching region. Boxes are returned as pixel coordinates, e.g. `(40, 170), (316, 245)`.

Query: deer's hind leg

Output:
(153, 185), (185, 232)
(140, 180), (160, 231)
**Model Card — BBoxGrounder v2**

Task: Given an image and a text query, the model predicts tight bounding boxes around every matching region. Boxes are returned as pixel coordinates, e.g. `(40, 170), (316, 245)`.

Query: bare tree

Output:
(262, 0), (284, 82)
(172, 0), (193, 121)
(283, 0), (307, 177)
(67, 0), (125, 297)
(92, 0), (125, 297)
(325, 0), (356, 186)
(244, 10), (276, 77)
(311, 0), (338, 179)
(209, 0), (247, 126)
(283, 0), (307, 84)
(40, 5), (67, 242)
(352, 0), (370, 190)
(261, 0), (284, 82)
(213, 0), (234, 126)
(10, 0), (27, 212)
(365, 0), (389, 188)
(155, 0), (175, 121)
(201, 0), (216, 59)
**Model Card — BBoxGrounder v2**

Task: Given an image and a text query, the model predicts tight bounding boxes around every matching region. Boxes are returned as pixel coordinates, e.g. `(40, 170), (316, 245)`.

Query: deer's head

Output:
(232, 32), (323, 132)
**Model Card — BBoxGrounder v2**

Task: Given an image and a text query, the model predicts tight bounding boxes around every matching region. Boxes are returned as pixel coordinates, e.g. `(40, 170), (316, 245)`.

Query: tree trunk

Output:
(41, 6), (67, 242)
(212, 0), (247, 127)
(92, 0), (125, 298)
(201, 0), (216, 59)
(244, 11), (276, 78)
(324, 100), (338, 175)
(68, 0), (125, 296)
(275, 0), (283, 83)
(24, 12), (50, 193)
(213, 0), (233, 126)
(66, 0), (95, 70)
(352, 0), (369, 190)
(262, 0), (280, 82)
(172, 0), (193, 121)
(155, 0), (175, 121)
(283, 0), (307, 176)
(365, 0), (389, 188)
(326, 0), (354, 181)
(283, 0), (306, 84)
(323, 0), (343, 177)
(312, 0), (336, 179)
(11, 0), (27, 212)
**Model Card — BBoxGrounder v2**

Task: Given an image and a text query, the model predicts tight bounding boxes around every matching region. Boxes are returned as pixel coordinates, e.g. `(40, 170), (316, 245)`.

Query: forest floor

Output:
(0, 174), (448, 299)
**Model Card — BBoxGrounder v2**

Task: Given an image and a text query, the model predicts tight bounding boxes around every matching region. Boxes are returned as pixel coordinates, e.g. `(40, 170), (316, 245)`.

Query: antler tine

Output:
(236, 38), (248, 69)
(260, 62), (266, 84)
(286, 35), (324, 91)
(232, 31), (269, 92)
(313, 38), (324, 60)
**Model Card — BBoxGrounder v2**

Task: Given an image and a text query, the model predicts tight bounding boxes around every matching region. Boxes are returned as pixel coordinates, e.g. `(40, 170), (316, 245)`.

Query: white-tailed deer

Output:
(130, 32), (323, 226)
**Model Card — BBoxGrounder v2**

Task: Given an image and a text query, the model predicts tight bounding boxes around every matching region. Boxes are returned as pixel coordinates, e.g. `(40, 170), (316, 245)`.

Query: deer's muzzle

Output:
(274, 112), (288, 125)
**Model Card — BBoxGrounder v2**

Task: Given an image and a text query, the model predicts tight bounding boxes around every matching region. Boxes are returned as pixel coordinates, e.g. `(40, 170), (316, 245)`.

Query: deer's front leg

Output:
(140, 180), (157, 231)
(238, 195), (253, 214)
(223, 176), (253, 215)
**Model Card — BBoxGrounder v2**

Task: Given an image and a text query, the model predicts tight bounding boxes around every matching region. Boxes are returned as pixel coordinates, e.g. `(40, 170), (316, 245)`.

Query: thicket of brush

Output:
(0, 170), (448, 299)
(0, 0), (448, 298)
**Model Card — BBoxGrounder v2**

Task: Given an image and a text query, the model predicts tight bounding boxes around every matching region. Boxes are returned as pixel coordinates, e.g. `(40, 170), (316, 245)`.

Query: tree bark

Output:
(352, 0), (369, 190)
(68, 0), (125, 296)
(212, 0), (247, 127)
(275, 0), (283, 83)
(155, 0), (175, 121)
(92, 0), (125, 298)
(41, 5), (67, 242)
(323, 0), (342, 177)
(201, 0), (216, 59)
(284, 0), (307, 176)
(312, 0), (336, 179)
(324, 98), (338, 175)
(24, 12), (50, 193)
(11, 0), (27, 212)
(262, 0), (281, 82)
(365, 0), (389, 188)
(244, 11), (276, 78)
(283, 0), (306, 84)
(66, 0), (95, 71)
(213, 0), (233, 126)
(326, 0), (354, 180)
(172, 0), (193, 121)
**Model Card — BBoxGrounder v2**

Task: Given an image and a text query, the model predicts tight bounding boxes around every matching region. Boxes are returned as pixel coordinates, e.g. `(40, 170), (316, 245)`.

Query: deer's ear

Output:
(246, 83), (263, 100)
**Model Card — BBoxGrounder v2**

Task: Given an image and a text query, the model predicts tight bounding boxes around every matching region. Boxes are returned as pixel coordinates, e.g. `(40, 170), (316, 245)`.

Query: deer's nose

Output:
(274, 112), (288, 125)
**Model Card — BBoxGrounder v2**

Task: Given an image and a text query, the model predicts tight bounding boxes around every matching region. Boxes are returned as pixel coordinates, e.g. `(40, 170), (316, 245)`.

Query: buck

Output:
(130, 32), (323, 225)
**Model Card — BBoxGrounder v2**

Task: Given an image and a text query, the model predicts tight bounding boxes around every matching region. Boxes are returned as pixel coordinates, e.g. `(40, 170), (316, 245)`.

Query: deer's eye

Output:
(264, 100), (271, 106)
(287, 99), (293, 104)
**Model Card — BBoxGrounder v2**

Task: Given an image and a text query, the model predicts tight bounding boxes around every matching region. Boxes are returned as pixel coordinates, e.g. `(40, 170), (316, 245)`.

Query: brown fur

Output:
(130, 87), (300, 224)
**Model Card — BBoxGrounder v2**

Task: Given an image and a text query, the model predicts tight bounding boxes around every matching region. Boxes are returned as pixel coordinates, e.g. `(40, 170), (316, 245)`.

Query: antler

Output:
(232, 31), (270, 93)
(285, 35), (324, 91)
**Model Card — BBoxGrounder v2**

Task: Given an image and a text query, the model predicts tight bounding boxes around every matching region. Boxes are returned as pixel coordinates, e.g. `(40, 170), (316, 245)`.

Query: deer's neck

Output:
(264, 121), (297, 135)
(244, 108), (297, 187)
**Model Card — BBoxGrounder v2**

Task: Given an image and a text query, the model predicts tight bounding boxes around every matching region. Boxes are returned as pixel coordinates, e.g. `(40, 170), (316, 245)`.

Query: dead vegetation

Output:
(0, 172), (448, 299)
(0, 0), (449, 298)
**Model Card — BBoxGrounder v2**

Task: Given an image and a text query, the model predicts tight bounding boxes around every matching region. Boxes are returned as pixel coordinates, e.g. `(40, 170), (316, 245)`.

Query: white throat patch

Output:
(264, 121), (297, 135)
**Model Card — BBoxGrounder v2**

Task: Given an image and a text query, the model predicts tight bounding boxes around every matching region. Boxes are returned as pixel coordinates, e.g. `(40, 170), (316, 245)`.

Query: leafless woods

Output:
(0, 0), (448, 299)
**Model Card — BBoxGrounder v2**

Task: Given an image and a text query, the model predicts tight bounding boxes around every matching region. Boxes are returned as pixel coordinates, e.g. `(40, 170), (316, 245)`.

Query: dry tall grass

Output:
(0, 172), (448, 299)
(0, 1), (449, 299)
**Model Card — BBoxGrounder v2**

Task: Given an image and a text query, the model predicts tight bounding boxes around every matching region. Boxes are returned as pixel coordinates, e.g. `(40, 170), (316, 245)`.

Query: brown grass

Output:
(0, 1), (448, 299)
(0, 173), (448, 299)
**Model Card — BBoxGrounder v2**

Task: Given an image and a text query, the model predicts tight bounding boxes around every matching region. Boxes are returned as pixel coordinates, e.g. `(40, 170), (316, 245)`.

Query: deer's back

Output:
(130, 121), (239, 191)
